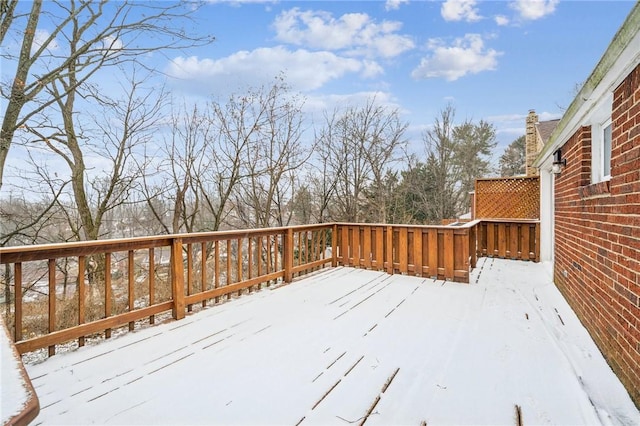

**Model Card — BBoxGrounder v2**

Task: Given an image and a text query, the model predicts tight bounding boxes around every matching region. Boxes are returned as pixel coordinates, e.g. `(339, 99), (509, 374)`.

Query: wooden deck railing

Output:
(0, 220), (539, 357)
(476, 219), (540, 262)
(334, 223), (477, 282)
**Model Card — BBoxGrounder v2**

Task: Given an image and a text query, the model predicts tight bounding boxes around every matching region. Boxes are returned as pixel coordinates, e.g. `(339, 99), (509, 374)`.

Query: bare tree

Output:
(232, 81), (310, 229)
(310, 110), (341, 223)
(318, 98), (407, 223)
(421, 104), (458, 223)
(197, 93), (264, 231)
(0, 0), (214, 188)
(143, 103), (208, 235)
(29, 69), (165, 242)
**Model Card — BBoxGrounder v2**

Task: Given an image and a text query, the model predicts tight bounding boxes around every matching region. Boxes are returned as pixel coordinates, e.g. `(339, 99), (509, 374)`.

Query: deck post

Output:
(284, 227), (294, 283)
(171, 237), (185, 320)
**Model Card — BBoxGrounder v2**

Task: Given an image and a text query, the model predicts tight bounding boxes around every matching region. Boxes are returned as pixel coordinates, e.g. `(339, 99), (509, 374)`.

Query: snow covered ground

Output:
(1, 320), (30, 424)
(25, 258), (639, 425)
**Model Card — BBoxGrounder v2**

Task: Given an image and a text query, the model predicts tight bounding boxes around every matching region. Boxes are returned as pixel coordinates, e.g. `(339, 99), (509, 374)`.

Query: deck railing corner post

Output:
(171, 237), (185, 320)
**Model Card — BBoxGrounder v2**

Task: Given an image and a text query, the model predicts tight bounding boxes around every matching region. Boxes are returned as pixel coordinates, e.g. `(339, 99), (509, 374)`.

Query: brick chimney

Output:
(525, 110), (539, 176)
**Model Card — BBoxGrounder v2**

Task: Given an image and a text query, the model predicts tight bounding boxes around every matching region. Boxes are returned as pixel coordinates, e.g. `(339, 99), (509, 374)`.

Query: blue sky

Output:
(3, 0), (637, 164)
(158, 0), (636, 153)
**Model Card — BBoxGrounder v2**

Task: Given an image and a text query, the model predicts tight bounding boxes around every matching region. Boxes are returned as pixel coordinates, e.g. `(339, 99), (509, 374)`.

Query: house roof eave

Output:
(533, 3), (640, 169)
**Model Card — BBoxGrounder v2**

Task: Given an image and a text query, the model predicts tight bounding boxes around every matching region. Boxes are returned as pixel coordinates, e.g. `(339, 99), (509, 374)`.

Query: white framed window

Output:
(590, 93), (613, 183)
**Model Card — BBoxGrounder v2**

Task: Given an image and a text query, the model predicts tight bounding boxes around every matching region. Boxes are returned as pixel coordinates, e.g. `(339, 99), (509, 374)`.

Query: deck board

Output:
(25, 258), (639, 425)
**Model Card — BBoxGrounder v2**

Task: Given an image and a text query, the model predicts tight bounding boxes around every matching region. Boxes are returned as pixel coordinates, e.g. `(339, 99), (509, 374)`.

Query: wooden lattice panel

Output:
(475, 177), (540, 219)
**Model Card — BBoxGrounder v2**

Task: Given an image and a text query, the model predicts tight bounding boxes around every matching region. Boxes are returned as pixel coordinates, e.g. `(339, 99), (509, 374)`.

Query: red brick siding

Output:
(554, 63), (640, 406)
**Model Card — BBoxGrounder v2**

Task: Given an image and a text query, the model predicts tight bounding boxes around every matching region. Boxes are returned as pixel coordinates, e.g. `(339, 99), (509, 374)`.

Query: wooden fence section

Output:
(335, 223), (477, 283)
(0, 220), (539, 356)
(476, 220), (540, 262)
(475, 177), (540, 219)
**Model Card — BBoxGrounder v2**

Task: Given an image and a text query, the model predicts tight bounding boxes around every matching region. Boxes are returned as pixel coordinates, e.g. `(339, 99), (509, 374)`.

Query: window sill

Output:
(579, 180), (611, 200)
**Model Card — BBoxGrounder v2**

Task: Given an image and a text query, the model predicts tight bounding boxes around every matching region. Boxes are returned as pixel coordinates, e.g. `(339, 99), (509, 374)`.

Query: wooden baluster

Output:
(413, 228), (423, 277)
(312, 230), (317, 267)
(386, 226), (394, 275)
(187, 244), (193, 312)
(331, 224), (338, 268)
(266, 236), (272, 286)
(14, 263), (22, 342)
(274, 235), (279, 276)
(535, 223), (541, 262)
(498, 223), (507, 258)
(214, 241), (220, 303)
(363, 227), (372, 269)
(128, 250), (135, 330)
(341, 226), (349, 267)
(444, 229), (454, 281)
(257, 237), (263, 283)
(428, 229), (438, 279)
(248, 238), (254, 293)
(149, 248), (155, 324)
(514, 224), (521, 260)
(399, 227), (408, 274)
(105, 252), (112, 338)
(351, 227), (360, 267)
(78, 256), (85, 346)
(460, 229), (470, 283)
(201, 242), (207, 307)
(487, 223), (496, 257)
(375, 226), (384, 271)
(284, 228), (293, 283)
(226, 239), (232, 299)
(48, 259), (56, 356)
(237, 238), (243, 297)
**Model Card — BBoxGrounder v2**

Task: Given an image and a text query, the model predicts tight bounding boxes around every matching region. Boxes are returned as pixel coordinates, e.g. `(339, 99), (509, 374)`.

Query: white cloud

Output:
(487, 111), (560, 123)
(273, 8), (414, 58)
(165, 47), (383, 96)
(32, 29), (59, 53)
(206, 0), (275, 4)
(441, 0), (482, 22)
(303, 91), (400, 117)
(511, 0), (558, 20)
(102, 35), (123, 52)
(385, 0), (409, 11)
(495, 15), (510, 26)
(411, 34), (502, 81)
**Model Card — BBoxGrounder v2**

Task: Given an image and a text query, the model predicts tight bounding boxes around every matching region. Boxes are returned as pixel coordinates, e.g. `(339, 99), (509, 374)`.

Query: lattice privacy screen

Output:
(475, 177), (540, 219)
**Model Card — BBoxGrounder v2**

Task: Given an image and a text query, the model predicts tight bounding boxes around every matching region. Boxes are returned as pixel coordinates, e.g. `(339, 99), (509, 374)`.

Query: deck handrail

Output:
(0, 220), (539, 358)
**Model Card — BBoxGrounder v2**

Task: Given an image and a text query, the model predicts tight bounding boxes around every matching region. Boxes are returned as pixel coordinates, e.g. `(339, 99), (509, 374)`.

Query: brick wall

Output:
(553, 63), (640, 406)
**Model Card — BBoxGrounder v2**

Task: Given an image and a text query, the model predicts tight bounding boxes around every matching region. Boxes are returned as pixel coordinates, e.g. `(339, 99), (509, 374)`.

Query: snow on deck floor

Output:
(26, 258), (639, 425)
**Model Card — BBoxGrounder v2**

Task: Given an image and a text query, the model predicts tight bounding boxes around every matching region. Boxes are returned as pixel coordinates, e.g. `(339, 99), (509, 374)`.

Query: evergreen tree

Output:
(499, 135), (526, 176)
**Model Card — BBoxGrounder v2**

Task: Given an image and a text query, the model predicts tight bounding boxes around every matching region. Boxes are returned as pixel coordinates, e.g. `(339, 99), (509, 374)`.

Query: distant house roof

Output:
(535, 119), (560, 144)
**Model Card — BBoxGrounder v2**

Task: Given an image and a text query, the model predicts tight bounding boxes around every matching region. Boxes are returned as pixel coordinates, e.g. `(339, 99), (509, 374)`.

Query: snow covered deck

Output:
(25, 258), (639, 425)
